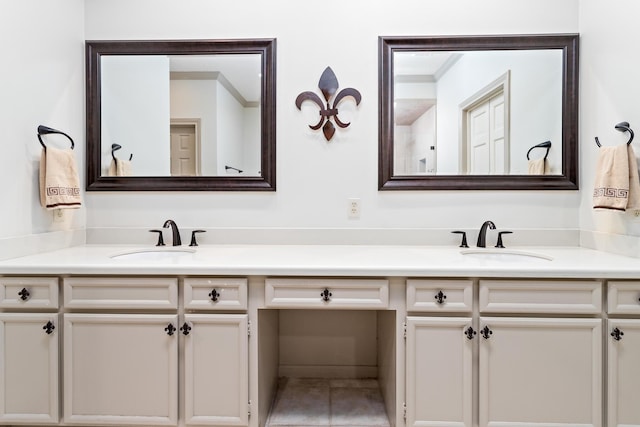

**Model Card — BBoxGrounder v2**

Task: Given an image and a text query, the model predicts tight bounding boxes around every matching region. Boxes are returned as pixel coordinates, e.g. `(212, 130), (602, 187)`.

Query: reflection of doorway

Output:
(170, 119), (201, 176)
(460, 71), (510, 174)
(393, 99), (436, 175)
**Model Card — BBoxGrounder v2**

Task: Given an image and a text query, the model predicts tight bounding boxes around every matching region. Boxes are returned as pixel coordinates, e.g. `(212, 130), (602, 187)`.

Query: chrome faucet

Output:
(163, 220), (182, 246)
(477, 221), (496, 247)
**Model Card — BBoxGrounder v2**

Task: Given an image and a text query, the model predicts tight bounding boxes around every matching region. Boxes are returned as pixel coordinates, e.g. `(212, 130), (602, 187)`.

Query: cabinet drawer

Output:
(184, 278), (247, 310)
(407, 279), (473, 312)
(63, 277), (178, 310)
(608, 281), (640, 314)
(479, 279), (602, 314)
(0, 277), (58, 309)
(265, 278), (389, 309)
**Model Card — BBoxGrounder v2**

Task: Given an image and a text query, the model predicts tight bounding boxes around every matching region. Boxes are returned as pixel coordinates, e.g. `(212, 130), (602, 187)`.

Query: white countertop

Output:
(0, 244), (639, 278)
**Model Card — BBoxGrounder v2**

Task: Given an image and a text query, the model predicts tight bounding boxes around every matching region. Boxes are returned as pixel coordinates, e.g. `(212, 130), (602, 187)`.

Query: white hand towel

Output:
(593, 144), (640, 211)
(108, 159), (133, 176)
(39, 147), (82, 210)
(528, 158), (549, 175)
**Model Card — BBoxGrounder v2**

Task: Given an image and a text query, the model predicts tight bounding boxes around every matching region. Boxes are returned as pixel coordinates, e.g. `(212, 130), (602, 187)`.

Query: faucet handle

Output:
(149, 229), (165, 246)
(451, 231), (469, 248)
(495, 231), (513, 248)
(189, 230), (206, 247)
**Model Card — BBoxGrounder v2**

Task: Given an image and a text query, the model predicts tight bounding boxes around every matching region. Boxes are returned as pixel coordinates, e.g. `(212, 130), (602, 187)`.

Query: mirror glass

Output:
(379, 34), (579, 190)
(86, 39), (276, 191)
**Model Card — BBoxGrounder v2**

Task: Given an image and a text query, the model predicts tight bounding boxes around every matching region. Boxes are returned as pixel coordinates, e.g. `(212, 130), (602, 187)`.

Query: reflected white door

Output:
(469, 103), (490, 174)
(170, 124), (197, 176)
(468, 92), (506, 174)
(489, 94), (506, 174)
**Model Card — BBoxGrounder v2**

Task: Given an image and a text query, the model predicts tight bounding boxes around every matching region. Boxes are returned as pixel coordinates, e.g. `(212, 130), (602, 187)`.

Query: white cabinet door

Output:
(0, 313), (58, 424)
(406, 317), (473, 427)
(608, 319), (640, 427)
(183, 314), (249, 426)
(479, 317), (601, 427)
(63, 313), (178, 426)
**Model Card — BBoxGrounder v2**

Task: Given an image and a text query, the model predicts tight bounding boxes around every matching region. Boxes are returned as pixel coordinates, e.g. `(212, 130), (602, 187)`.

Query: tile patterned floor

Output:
(266, 378), (390, 427)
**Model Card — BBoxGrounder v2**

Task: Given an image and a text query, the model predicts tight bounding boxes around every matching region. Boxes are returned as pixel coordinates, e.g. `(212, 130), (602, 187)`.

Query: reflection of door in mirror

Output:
(170, 120), (200, 176)
(392, 49), (562, 176)
(100, 54), (262, 178)
(460, 71), (509, 175)
(467, 92), (506, 174)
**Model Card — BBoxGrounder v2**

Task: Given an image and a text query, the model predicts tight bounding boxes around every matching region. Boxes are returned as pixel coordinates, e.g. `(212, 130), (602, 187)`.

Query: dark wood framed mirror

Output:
(379, 34), (579, 190)
(86, 38), (276, 191)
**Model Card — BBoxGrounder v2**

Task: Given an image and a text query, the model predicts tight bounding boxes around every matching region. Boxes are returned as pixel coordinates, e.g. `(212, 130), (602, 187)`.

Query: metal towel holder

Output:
(595, 121), (634, 147)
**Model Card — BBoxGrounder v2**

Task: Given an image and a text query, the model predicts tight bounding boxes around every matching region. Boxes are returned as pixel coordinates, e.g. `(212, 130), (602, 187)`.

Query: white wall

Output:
(171, 79), (218, 175)
(243, 107), (261, 176)
(579, 0), (640, 242)
(0, 1), (85, 242)
(7, 0), (640, 253)
(392, 109), (436, 175)
(102, 56), (171, 176)
(83, 0), (581, 235)
(436, 50), (562, 174)
(216, 80), (246, 175)
(171, 78), (258, 176)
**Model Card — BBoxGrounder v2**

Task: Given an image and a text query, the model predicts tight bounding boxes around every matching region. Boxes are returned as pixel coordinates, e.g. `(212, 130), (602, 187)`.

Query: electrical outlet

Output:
(53, 209), (64, 223)
(348, 198), (361, 219)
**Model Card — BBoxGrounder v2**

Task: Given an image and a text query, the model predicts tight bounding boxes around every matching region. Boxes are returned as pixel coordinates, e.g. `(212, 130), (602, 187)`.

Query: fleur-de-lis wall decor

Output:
(295, 66), (362, 141)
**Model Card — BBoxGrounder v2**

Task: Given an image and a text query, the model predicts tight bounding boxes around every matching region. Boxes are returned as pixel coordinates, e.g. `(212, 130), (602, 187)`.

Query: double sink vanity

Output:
(0, 242), (639, 427)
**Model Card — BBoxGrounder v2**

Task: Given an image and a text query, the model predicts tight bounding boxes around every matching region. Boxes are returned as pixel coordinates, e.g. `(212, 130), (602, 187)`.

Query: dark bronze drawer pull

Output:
(435, 290), (447, 305)
(18, 288), (30, 301)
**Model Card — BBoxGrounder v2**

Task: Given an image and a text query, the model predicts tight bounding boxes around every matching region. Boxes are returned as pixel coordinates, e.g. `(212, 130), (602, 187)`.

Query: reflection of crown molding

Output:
(395, 74), (435, 83)
(395, 53), (463, 83)
(170, 71), (254, 107)
(433, 53), (462, 81)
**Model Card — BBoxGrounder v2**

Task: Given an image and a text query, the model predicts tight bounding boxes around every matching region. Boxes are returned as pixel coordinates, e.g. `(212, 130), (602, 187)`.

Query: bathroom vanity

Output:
(0, 244), (638, 427)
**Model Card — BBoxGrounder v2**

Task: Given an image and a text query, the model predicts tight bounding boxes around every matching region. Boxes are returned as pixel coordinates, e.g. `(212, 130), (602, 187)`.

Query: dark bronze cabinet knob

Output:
(165, 324), (176, 336)
(481, 326), (493, 339)
(43, 321), (55, 335)
(18, 288), (30, 301)
(180, 322), (192, 336)
(611, 327), (624, 341)
(465, 327), (476, 340)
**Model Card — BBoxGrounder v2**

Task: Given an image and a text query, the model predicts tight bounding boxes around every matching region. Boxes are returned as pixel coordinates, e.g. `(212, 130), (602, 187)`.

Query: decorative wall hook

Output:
(295, 66), (362, 141)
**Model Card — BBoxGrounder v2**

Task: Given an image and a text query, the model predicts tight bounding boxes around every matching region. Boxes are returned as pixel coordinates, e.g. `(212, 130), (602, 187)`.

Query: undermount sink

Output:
(460, 248), (553, 262)
(110, 247), (196, 261)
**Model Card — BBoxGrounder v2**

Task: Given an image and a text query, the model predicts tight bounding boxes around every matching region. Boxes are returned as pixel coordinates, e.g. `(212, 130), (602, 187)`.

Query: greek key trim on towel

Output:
(593, 187), (629, 198)
(46, 187), (80, 196)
